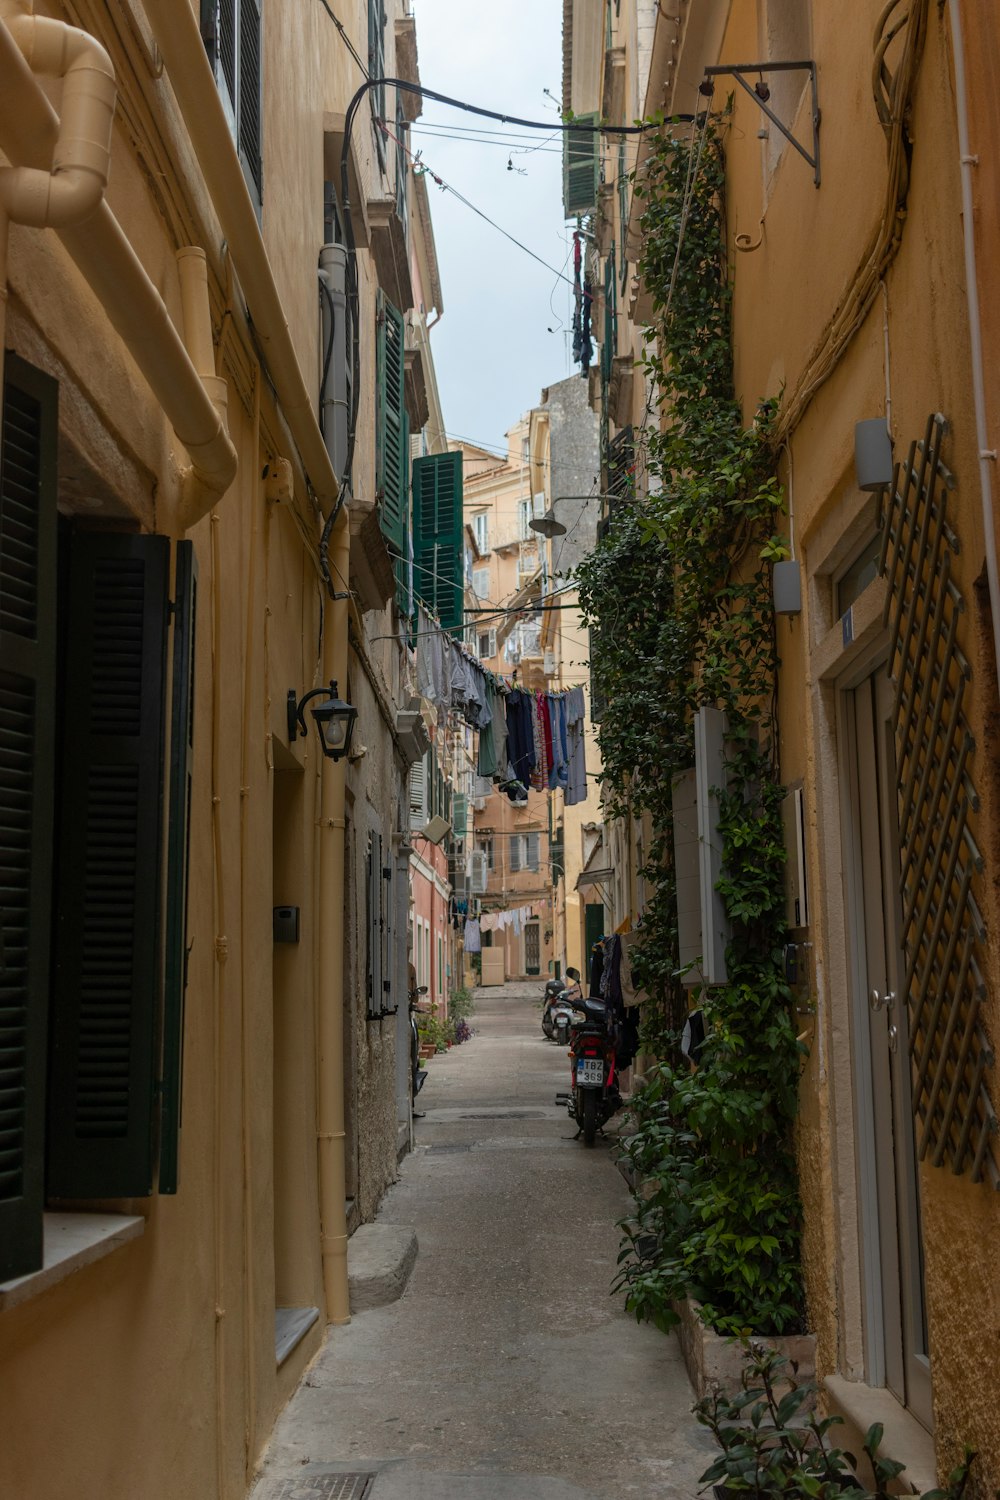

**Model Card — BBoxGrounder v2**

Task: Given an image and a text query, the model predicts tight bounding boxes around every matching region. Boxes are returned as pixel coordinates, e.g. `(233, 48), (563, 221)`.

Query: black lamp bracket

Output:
(287, 681), (336, 742)
(702, 61), (820, 187)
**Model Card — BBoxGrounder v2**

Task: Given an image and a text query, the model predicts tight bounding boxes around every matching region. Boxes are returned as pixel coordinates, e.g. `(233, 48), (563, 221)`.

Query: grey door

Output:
(844, 664), (932, 1428)
(524, 920), (540, 975)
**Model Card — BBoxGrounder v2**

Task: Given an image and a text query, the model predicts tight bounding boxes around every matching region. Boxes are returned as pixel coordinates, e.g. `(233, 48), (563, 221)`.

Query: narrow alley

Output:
(250, 984), (714, 1500)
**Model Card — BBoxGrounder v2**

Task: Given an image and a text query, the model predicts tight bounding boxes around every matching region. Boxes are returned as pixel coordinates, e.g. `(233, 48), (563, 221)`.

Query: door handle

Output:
(887, 1022), (899, 1054)
(869, 987), (896, 1013)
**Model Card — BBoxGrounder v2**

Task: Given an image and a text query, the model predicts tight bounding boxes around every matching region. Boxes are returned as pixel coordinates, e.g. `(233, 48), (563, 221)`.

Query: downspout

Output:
(949, 0), (1000, 685)
(139, 0), (353, 1323)
(139, 0), (342, 522)
(317, 527), (352, 1324)
(0, 8), (237, 514)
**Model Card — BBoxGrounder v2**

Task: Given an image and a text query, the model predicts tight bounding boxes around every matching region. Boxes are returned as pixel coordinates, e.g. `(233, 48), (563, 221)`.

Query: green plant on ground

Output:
(696, 1342), (977, 1500)
(578, 112), (803, 1337)
(416, 1013), (449, 1053)
(449, 986), (476, 1023)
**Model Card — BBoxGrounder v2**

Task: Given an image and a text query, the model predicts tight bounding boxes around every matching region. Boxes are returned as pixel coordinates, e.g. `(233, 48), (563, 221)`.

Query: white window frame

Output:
(472, 511), (490, 553)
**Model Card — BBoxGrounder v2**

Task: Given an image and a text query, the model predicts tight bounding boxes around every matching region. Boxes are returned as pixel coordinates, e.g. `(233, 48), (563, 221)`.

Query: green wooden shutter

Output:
(0, 356), (58, 1280)
(238, 0), (263, 202)
(411, 451), (463, 630)
(200, 0), (237, 120)
(159, 541), (197, 1195)
(394, 410), (412, 617)
(376, 292), (406, 557)
(47, 532), (170, 1199)
(563, 112), (599, 217)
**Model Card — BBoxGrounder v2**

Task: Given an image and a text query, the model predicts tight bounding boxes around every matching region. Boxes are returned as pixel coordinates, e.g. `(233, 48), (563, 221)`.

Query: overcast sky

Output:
(412, 0), (572, 456)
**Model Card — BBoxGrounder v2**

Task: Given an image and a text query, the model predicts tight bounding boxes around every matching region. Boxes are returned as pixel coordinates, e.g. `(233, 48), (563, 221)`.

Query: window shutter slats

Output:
(510, 837), (521, 874)
(0, 356), (57, 1281)
(563, 112), (599, 217)
(47, 533), (170, 1199)
(412, 451), (464, 630)
(238, 0), (262, 200)
(159, 542), (198, 1195)
(377, 293), (406, 557)
(409, 755), (426, 830)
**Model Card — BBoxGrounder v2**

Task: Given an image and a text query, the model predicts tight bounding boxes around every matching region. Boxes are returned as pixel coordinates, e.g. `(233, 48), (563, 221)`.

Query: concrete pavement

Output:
(250, 983), (715, 1500)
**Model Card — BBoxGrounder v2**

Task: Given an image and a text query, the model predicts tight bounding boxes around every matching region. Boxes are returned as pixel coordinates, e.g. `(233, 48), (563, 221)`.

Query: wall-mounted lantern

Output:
(287, 679), (358, 761)
(855, 418), (894, 492)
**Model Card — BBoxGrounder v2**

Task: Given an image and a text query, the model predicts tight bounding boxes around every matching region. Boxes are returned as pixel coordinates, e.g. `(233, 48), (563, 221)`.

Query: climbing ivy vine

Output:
(576, 117), (806, 1337)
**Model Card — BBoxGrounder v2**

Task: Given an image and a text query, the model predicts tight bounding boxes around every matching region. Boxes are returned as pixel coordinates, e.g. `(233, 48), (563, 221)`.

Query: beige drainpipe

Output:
(318, 523), (352, 1324)
(0, 6), (237, 512)
(138, 0), (353, 1322)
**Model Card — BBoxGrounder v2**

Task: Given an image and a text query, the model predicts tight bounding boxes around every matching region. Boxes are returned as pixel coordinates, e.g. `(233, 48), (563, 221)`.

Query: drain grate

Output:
(458, 1110), (545, 1120)
(265, 1474), (374, 1500)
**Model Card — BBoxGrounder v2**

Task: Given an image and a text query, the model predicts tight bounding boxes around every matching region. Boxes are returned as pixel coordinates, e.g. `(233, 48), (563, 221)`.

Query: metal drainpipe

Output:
(139, 0), (342, 522)
(139, 0), (354, 1321)
(949, 0), (1000, 688)
(317, 525), (352, 1324)
(0, 8), (237, 512)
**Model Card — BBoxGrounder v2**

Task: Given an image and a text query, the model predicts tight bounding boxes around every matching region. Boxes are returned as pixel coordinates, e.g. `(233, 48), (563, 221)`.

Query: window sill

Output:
(275, 1305), (321, 1366)
(824, 1375), (936, 1493)
(0, 1212), (145, 1312)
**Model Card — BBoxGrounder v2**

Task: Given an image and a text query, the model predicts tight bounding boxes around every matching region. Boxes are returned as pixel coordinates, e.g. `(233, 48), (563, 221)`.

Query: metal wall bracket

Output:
(702, 61), (821, 187)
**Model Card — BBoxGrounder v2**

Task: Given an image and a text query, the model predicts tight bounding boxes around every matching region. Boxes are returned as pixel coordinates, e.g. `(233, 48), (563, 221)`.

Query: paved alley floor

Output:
(250, 983), (715, 1500)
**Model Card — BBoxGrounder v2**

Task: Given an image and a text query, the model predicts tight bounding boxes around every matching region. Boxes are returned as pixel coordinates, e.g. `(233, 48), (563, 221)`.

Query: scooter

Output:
(540, 977), (564, 1040)
(559, 995), (622, 1146)
(549, 990), (576, 1047)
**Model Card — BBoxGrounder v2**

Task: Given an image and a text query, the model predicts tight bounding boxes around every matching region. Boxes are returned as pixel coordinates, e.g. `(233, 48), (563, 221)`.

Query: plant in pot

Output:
(696, 1343), (976, 1500)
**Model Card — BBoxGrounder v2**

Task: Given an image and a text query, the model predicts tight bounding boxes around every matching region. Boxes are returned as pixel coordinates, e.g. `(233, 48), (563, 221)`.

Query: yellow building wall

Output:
(0, 2), (411, 1497)
(719, 0), (1000, 1480)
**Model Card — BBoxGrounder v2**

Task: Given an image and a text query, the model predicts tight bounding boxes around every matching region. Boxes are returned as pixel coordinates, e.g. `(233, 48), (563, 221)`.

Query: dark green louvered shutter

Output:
(563, 111), (599, 218)
(200, 0), (237, 119)
(376, 292), (406, 557)
(159, 542), (197, 1195)
(47, 533), (170, 1199)
(394, 411), (412, 618)
(412, 451), (463, 630)
(0, 356), (57, 1281)
(238, 0), (263, 203)
(201, 0), (261, 204)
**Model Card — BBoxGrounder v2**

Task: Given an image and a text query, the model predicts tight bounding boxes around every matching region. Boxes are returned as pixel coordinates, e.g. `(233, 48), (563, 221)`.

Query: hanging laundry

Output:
(565, 685), (588, 806)
(505, 689), (536, 788)
(463, 918), (481, 953)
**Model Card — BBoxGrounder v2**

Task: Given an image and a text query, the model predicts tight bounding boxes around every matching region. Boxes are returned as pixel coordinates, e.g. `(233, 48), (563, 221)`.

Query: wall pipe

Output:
(317, 525), (352, 1325)
(0, 11), (114, 227)
(139, 0), (343, 524)
(138, 0), (354, 1321)
(948, 0), (1000, 689)
(0, 9), (237, 517)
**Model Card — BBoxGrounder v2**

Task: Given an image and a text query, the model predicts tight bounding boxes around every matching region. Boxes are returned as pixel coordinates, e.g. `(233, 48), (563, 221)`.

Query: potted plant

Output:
(695, 1343), (976, 1500)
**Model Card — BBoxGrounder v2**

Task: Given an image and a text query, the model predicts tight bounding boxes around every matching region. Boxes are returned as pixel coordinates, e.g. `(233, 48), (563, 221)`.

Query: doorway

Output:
(841, 662), (932, 1427)
(524, 919), (540, 975)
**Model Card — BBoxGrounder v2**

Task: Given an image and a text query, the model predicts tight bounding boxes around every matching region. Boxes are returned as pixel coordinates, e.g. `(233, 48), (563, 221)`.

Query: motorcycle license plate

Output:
(577, 1058), (604, 1086)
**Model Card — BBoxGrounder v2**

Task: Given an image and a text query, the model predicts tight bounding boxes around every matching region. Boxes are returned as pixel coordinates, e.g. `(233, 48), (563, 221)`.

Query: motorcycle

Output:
(540, 976), (564, 1040)
(549, 990), (576, 1047)
(561, 995), (622, 1146)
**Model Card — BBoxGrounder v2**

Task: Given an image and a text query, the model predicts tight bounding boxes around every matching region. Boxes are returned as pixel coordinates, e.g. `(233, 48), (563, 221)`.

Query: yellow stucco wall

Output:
(720, 0), (1000, 1482)
(0, 2), (411, 1497)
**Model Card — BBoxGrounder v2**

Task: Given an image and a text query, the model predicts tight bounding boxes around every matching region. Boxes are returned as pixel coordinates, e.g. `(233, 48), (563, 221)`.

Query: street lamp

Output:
(287, 679), (358, 761)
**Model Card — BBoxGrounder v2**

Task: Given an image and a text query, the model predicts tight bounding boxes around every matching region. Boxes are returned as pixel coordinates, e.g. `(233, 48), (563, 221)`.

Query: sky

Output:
(410, 0), (573, 457)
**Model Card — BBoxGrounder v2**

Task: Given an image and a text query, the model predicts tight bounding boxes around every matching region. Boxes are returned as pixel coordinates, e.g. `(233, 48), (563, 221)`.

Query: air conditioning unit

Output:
(395, 695), (431, 766)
